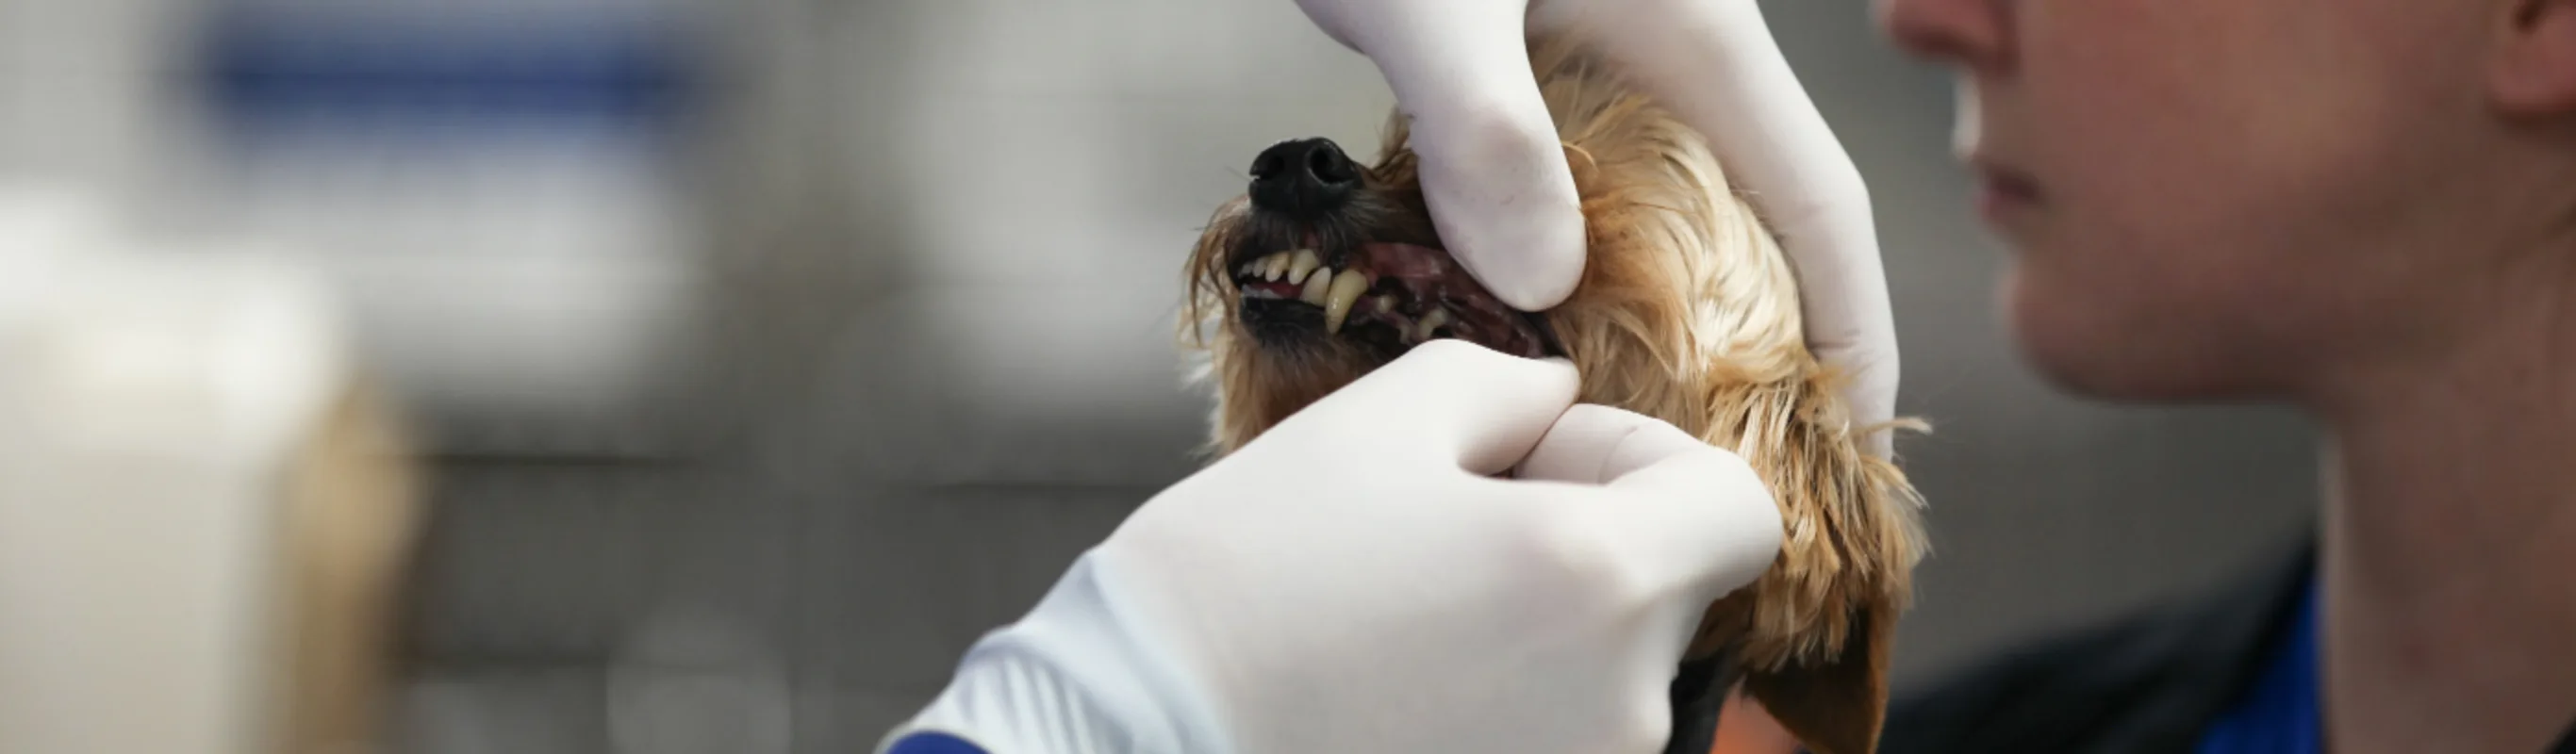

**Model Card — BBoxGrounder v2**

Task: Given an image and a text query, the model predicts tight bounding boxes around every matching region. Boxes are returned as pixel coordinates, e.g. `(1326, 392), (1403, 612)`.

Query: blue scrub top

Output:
(885, 731), (991, 754)
(2197, 574), (2323, 754)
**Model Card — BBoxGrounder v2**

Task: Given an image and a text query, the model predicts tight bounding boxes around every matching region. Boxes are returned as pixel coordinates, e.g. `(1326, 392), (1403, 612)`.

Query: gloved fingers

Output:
(1406, 76), (1590, 313)
(1512, 402), (1669, 484)
(1514, 404), (1784, 604)
(1580, 0), (1904, 455)
(1283, 339), (1580, 476)
(1301, 0), (1587, 311)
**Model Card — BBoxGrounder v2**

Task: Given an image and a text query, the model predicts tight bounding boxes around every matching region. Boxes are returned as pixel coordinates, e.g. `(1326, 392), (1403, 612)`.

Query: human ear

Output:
(2493, 0), (2576, 114)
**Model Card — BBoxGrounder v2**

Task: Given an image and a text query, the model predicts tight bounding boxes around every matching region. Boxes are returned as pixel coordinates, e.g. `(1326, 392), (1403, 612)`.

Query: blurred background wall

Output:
(0, 0), (2321, 750)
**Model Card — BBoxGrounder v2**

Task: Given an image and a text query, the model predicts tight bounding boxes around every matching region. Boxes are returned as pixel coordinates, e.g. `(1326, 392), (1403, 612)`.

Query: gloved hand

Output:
(1290, 0), (1904, 456)
(879, 340), (1785, 754)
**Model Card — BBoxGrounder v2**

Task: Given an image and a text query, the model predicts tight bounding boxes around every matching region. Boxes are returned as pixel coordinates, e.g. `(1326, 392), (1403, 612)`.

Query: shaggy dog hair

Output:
(1176, 33), (1929, 754)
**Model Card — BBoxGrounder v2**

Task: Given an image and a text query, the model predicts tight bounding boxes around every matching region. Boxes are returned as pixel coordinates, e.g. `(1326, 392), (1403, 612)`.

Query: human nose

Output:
(1875, 0), (2013, 74)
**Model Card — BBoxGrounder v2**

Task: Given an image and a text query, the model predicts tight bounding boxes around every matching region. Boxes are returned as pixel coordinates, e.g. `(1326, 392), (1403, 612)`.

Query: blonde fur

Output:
(1177, 34), (1927, 754)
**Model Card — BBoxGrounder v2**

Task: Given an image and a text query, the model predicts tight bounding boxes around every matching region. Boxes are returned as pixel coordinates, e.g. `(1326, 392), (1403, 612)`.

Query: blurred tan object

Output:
(0, 184), (421, 754)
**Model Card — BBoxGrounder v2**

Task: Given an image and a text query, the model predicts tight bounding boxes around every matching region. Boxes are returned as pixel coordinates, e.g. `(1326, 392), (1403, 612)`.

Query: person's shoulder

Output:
(1877, 537), (2319, 754)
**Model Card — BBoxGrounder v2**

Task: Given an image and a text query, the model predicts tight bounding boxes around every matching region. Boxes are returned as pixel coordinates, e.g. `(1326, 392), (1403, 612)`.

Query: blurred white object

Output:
(183, 0), (710, 446)
(0, 185), (420, 754)
(215, 131), (704, 434)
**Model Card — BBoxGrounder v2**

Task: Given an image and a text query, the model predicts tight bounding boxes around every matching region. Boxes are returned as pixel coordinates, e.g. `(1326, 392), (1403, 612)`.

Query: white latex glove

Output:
(1292, 0), (1903, 456)
(879, 340), (1785, 754)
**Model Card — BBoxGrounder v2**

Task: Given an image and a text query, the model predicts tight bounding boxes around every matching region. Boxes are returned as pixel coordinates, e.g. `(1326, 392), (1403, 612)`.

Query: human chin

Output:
(2000, 259), (2240, 402)
(1998, 264), (2100, 392)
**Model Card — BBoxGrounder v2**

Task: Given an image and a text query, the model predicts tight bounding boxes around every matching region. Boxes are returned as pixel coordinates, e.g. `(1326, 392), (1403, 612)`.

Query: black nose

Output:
(1247, 138), (1360, 217)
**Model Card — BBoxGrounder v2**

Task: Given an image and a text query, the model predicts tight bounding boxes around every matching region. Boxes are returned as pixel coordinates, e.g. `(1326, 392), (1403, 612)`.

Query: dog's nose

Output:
(1247, 138), (1360, 216)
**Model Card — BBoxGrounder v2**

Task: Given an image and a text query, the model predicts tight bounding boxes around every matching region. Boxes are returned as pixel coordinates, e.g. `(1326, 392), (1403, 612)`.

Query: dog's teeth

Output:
(1263, 253), (1292, 281)
(1371, 295), (1397, 315)
(1286, 249), (1321, 284)
(1322, 270), (1368, 334)
(1413, 308), (1450, 340)
(1299, 266), (1334, 304)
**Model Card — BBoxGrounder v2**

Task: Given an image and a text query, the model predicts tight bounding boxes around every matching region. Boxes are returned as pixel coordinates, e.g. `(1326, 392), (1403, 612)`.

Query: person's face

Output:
(1878, 0), (2515, 400)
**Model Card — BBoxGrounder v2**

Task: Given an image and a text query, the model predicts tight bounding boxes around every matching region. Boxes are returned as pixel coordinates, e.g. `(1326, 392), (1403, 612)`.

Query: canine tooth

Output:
(1299, 267), (1333, 304)
(1413, 308), (1450, 340)
(1263, 253), (1292, 281)
(1286, 249), (1321, 283)
(1322, 270), (1369, 334)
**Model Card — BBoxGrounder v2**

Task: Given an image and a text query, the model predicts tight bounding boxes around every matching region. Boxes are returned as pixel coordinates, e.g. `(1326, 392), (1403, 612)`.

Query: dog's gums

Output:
(1229, 242), (1552, 359)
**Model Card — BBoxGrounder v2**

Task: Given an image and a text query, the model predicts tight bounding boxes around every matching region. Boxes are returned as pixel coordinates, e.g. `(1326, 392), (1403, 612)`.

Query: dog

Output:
(1175, 33), (1929, 754)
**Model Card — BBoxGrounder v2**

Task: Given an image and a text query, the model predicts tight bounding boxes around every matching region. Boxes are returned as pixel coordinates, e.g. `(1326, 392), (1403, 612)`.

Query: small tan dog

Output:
(1177, 33), (1928, 754)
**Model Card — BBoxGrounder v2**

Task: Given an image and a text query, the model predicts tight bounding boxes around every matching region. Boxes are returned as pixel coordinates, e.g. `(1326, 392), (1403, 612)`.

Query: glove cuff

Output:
(878, 549), (1232, 754)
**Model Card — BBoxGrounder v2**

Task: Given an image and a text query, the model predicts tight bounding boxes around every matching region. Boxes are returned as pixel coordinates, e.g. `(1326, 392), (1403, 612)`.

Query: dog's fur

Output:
(1177, 34), (1928, 754)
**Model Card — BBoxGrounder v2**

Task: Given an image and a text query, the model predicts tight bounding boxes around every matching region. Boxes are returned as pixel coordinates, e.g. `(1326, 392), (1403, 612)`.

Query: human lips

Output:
(1971, 160), (2043, 223)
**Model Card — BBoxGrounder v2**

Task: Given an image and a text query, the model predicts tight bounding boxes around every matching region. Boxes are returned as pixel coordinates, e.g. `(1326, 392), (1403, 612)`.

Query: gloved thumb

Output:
(1572, 0), (1904, 456)
(1310, 0), (1587, 311)
(1513, 404), (1784, 601)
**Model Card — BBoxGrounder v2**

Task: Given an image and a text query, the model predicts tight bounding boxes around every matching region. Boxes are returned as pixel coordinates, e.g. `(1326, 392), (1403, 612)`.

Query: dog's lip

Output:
(1228, 240), (1559, 359)
(1227, 229), (1326, 271)
(1224, 229), (1437, 272)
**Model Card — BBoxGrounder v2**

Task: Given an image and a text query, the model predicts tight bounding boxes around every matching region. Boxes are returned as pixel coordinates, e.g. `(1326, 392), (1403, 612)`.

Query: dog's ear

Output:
(1741, 603), (1896, 754)
(1724, 366), (1924, 754)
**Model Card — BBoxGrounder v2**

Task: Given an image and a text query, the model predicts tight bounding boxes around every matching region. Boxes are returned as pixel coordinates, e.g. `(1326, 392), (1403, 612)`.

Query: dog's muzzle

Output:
(1223, 137), (1557, 360)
